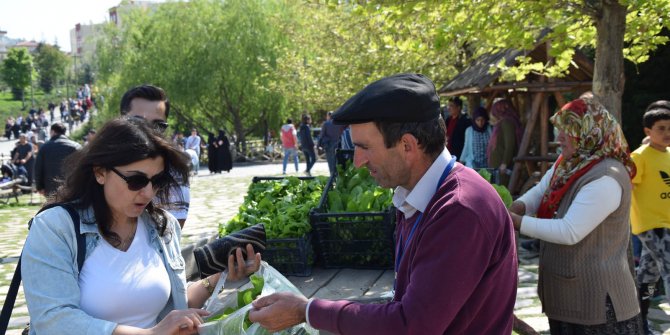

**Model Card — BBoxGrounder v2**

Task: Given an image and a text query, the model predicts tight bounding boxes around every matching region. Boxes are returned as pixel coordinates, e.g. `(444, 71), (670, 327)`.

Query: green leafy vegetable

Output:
(478, 169), (513, 208)
(219, 176), (328, 239)
(207, 274), (264, 329)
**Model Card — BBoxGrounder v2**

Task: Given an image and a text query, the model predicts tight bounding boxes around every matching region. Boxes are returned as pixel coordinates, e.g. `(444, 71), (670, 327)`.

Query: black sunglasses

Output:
(110, 167), (171, 191)
(131, 115), (169, 133)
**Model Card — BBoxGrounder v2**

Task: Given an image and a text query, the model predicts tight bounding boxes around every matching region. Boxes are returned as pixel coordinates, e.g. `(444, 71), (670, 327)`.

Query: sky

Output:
(0, 0), (128, 52)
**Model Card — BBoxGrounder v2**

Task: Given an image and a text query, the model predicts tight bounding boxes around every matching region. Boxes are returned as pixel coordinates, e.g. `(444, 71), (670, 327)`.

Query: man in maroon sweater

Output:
(249, 73), (517, 334)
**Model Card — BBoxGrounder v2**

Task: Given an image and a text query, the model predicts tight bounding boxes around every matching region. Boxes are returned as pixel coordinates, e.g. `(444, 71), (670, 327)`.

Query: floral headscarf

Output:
(536, 97), (636, 218)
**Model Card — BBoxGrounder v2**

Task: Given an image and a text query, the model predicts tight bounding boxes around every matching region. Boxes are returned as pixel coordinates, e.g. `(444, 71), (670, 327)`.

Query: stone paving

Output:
(1, 161), (669, 334)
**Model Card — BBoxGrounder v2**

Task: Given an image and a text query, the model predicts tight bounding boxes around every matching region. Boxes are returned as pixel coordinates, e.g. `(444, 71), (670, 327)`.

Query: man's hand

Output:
(248, 292), (308, 332)
(226, 244), (261, 282)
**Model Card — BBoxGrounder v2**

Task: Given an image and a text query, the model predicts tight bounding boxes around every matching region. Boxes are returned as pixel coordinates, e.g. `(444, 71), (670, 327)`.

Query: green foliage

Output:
(478, 169), (513, 208)
(219, 176), (328, 239)
(354, 0), (670, 84)
(94, 0), (301, 143)
(327, 161), (393, 213)
(1, 48), (33, 100)
(34, 43), (69, 94)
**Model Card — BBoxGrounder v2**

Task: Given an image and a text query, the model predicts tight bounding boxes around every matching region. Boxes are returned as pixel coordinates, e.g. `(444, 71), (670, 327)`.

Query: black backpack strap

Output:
(0, 203), (83, 333)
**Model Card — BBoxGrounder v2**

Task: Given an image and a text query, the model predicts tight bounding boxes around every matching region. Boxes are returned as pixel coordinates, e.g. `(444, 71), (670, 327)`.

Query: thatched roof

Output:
(439, 44), (594, 96)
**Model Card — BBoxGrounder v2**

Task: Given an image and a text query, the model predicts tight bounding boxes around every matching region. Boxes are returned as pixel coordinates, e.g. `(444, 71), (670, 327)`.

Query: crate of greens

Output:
(219, 176), (327, 276)
(310, 161), (395, 269)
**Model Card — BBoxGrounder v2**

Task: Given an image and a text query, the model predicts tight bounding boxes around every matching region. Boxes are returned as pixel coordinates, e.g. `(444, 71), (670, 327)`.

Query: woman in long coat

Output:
(207, 131), (219, 173)
(217, 130), (233, 173)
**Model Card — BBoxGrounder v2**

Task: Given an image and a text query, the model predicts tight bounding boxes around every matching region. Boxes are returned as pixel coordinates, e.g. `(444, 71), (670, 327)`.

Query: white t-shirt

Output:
(79, 217), (171, 328)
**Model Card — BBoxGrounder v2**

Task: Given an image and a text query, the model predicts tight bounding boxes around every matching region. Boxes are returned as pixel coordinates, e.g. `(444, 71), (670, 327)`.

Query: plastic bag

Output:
(199, 261), (318, 335)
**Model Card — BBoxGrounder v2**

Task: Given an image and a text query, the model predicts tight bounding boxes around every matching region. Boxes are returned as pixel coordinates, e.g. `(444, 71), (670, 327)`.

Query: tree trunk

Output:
(592, 0), (626, 121)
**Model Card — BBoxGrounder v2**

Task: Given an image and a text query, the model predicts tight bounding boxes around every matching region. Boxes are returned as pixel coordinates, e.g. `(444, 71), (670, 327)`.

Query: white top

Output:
(392, 148), (453, 218)
(79, 217), (171, 328)
(518, 164), (622, 245)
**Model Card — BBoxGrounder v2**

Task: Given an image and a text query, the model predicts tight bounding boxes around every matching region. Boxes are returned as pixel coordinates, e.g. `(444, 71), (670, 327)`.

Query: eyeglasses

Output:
(130, 115), (169, 133)
(110, 167), (171, 191)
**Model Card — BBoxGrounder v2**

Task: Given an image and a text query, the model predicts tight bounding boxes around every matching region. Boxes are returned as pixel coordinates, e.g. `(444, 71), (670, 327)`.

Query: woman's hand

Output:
(147, 309), (209, 335)
(227, 243), (262, 282)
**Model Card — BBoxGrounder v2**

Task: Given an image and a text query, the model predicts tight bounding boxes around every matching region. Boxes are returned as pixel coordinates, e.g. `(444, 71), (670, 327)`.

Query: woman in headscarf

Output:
(508, 97), (642, 334)
(207, 131), (219, 173)
(460, 106), (492, 169)
(487, 99), (522, 185)
(216, 130), (233, 173)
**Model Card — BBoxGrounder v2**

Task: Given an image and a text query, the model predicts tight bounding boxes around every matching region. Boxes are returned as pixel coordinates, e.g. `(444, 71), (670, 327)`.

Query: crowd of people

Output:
(3, 74), (668, 335)
(1, 84), (95, 190)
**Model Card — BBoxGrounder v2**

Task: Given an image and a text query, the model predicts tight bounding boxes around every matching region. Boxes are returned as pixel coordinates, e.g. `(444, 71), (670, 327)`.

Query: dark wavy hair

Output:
(54, 117), (189, 246)
(374, 116), (446, 159)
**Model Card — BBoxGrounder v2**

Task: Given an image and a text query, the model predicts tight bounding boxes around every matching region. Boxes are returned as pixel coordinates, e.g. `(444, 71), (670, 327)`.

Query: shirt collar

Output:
(392, 148), (452, 218)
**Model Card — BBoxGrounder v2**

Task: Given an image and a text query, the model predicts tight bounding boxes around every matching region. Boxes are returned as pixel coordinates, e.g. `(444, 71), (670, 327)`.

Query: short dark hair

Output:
(286, 118), (293, 124)
(643, 107), (670, 129)
(448, 97), (463, 109)
(374, 117), (446, 158)
(119, 85), (170, 118)
(50, 122), (67, 135)
(646, 100), (670, 112)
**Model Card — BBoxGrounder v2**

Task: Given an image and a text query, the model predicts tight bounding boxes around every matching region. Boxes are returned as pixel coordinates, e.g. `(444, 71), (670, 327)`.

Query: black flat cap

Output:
(332, 73), (440, 125)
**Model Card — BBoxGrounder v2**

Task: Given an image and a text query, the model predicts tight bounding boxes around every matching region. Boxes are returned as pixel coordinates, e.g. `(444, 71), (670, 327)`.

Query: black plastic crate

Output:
(249, 176), (319, 276)
(263, 235), (313, 277)
(310, 176), (396, 269)
(335, 149), (354, 169)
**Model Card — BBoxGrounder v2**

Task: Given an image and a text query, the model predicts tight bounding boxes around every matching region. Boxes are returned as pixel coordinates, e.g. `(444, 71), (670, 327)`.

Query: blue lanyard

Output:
(394, 156), (455, 288)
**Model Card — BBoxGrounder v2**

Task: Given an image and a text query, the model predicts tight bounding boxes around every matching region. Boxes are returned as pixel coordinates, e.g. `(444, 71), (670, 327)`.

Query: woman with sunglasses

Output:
(21, 117), (260, 335)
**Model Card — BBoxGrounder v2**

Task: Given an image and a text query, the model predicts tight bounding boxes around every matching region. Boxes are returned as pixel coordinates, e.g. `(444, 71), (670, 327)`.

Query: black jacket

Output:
(445, 114), (470, 160)
(34, 135), (81, 195)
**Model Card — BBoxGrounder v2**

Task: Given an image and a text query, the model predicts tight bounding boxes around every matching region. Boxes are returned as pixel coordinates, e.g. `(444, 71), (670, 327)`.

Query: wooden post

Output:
(509, 92), (544, 193)
(540, 96), (549, 174)
(553, 91), (566, 107)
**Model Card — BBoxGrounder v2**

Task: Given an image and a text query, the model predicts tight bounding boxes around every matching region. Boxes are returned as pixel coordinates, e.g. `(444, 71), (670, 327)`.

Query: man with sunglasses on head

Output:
(120, 84), (190, 228)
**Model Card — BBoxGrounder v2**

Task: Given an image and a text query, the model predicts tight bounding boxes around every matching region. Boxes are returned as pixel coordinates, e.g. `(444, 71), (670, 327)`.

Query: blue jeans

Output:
(282, 147), (299, 173)
(302, 148), (316, 173)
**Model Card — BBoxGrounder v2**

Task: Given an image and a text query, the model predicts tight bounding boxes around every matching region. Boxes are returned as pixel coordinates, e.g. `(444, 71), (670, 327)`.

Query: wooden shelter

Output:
(439, 43), (594, 194)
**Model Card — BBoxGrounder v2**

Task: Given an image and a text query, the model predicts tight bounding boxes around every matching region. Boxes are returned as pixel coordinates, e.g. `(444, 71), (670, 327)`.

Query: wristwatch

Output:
(201, 277), (214, 294)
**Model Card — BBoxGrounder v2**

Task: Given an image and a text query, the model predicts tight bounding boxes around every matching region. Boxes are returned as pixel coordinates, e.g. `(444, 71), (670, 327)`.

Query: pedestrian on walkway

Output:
(120, 84), (191, 228)
(249, 73), (518, 334)
(33, 122), (82, 197)
(216, 129), (233, 173)
(508, 96), (642, 333)
(185, 128), (201, 174)
(21, 117), (260, 334)
(318, 111), (344, 176)
(298, 114), (316, 176)
(280, 119), (299, 174)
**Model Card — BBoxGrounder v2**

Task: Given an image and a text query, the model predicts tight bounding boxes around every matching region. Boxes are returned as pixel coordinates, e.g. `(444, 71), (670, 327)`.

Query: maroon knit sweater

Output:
(309, 164), (518, 334)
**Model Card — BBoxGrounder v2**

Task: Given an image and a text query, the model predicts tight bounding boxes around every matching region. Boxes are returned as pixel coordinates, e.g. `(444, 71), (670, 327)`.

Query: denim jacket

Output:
(21, 205), (188, 335)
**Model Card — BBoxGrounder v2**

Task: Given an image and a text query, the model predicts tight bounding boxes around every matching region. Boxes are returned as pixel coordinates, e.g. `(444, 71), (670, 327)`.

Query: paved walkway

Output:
(1, 160), (670, 334)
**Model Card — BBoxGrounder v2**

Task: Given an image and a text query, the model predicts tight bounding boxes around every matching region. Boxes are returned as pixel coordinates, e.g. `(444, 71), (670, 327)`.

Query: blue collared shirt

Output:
(22, 205), (187, 335)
